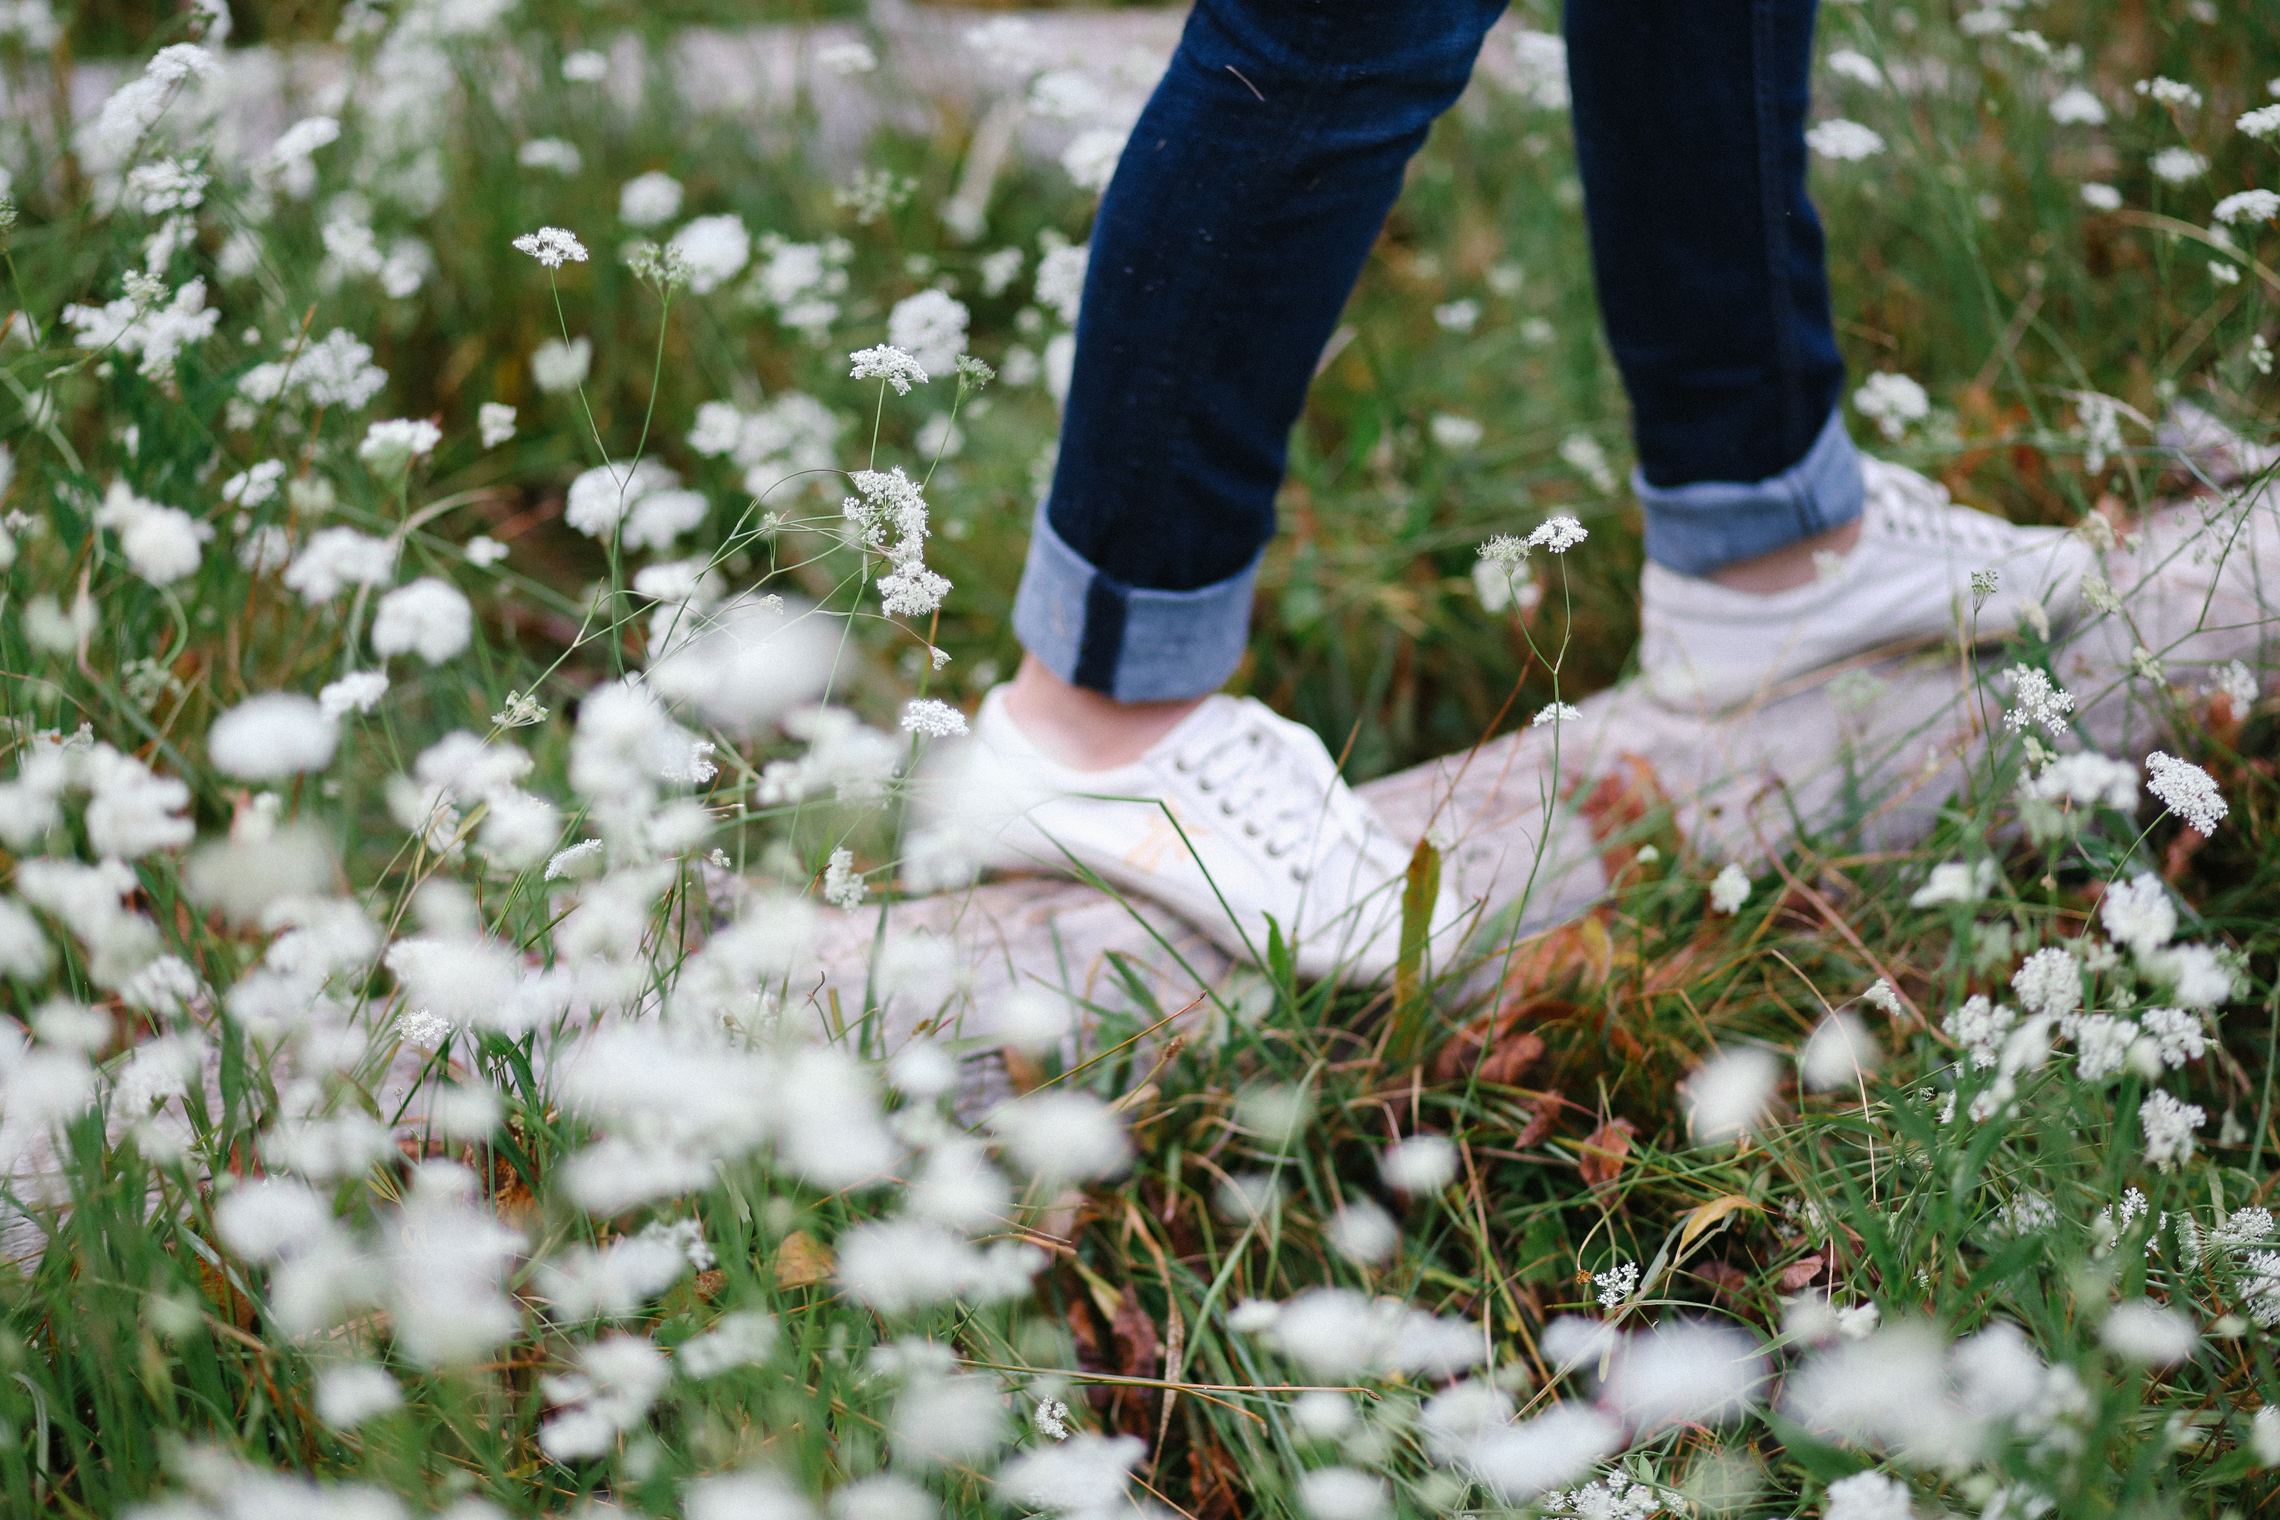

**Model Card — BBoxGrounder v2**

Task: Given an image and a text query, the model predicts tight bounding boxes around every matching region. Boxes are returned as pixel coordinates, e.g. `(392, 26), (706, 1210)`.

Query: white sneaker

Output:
(955, 687), (1466, 982)
(1638, 457), (2095, 712)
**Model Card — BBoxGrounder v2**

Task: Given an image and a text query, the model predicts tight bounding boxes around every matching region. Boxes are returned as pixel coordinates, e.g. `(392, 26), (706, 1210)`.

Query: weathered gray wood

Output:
(797, 467), (2280, 1060)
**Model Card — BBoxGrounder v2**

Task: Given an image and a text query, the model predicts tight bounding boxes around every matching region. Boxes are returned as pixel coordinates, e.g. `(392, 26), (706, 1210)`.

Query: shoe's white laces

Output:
(1169, 715), (1359, 872)
(1873, 486), (2017, 555)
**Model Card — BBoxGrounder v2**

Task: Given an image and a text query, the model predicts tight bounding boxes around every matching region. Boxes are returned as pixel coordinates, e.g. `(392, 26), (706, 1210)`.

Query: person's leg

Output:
(1567, 0), (2090, 710)
(1008, 0), (1508, 766)
(1565, 0), (1863, 585)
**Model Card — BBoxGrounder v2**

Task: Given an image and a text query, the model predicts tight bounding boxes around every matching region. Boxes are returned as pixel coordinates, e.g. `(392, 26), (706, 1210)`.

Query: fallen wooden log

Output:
(796, 457), (2280, 1075)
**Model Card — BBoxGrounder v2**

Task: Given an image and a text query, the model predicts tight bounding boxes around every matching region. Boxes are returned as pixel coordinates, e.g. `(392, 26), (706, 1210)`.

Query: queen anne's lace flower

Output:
(1806, 119), (1885, 160)
(1853, 372), (1929, 440)
(2139, 1089), (2205, 1169)
(1944, 995), (2016, 1070)
(372, 578), (473, 665)
(2214, 190), (2280, 226)
(850, 344), (929, 395)
(2011, 948), (2082, 1022)
(900, 699), (968, 739)
(1527, 515), (1588, 554)
(2145, 751), (2227, 834)
(512, 226), (589, 268)
(2001, 666), (2075, 738)
(94, 481), (211, 585)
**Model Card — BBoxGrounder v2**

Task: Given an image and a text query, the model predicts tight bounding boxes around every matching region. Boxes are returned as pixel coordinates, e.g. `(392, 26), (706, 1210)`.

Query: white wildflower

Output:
(1034, 236), (1089, 324)
(371, 578), (473, 664)
(823, 848), (865, 911)
(989, 1091), (1130, 1184)
(316, 671), (388, 719)
(670, 214), (751, 295)
(2151, 147), (2207, 183)
(1944, 995), (2016, 1070)
(901, 699), (968, 738)
(1434, 299), (1482, 334)
(2136, 77), (2203, 110)
(516, 137), (582, 175)
(850, 343), (929, 394)
(538, 1333), (669, 1460)
(2101, 873), (2176, 953)
(2100, 1301), (2196, 1365)
(209, 693), (338, 779)
(283, 527), (396, 602)
(1708, 862), (1750, 914)
(512, 226), (589, 268)
(1806, 119), (1885, 159)
(94, 482), (212, 586)
(1802, 1010), (1880, 1091)
(887, 290), (970, 376)
(530, 335), (591, 394)
(1379, 1134), (1458, 1193)
(996, 1434), (1145, 1519)
(477, 402), (516, 447)
(315, 1364), (401, 1429)
(357, 417), (441, 472)
(1296, 1467), (1387, 1520)
(2140, 1007), (2207, 1068)
(1828, 48), (1882, 87)
(619, 172), (683, 227)
(2011, 947), (2081, 1021)
(2001, 665), (2075, 737)
(1527, 515), (1588, 553)
(2215, 189), (2280, 225)
(2145, 751), (2227, 834)
(1594, 1260), (1639, 1308)
(2140, 1089), (2205, 1168)
(1853, 372), (1930, 440)
(2050, 86), (2106, 124)
(679, 1311), (779, 1378)
(1823, 1470), (1912, 1520)
(1432, 412), (1484, 450)
(1683, 1046), (1778, 1143)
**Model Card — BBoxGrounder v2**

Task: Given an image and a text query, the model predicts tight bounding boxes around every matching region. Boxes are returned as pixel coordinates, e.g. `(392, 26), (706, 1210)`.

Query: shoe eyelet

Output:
(1290, 866), (1308, 883)
(1219, 799), (1237, 816)
(1242, 822), (1260, 837)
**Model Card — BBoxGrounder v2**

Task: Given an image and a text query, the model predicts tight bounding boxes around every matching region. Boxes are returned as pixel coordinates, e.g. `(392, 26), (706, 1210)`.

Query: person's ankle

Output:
(1000, 654), (1205, 771)
(1702, 517), (1864, 595)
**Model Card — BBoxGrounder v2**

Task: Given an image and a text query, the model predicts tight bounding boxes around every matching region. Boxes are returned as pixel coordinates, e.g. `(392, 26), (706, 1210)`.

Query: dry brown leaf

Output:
(1576, 1118), (1635, 1191)
(773, 1230), (835, 1289)
(1572, 752), (1675, 882)
(1498, 913), (1615, 1004)
(1676, 1194), (1760, 1258)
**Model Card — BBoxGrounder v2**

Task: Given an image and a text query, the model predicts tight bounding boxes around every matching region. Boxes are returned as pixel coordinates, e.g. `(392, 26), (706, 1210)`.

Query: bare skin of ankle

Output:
(1002, 654), (1203, 771)
(1704, 516), (1864, 594)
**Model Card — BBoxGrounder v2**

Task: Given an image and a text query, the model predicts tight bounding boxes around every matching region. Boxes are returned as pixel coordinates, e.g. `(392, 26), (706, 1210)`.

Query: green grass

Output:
(0, 0), (2277, 1517)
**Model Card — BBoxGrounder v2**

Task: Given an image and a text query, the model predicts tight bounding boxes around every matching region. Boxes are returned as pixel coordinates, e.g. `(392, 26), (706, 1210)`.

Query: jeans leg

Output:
(1565, 0), (1863, 576)
(1013, 0), (1507, 702)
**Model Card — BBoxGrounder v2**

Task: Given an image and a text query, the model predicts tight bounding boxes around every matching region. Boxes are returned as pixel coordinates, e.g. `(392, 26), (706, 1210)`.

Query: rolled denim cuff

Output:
(1636, 407), (1865, 575)
(1011, 503), (1259, 702)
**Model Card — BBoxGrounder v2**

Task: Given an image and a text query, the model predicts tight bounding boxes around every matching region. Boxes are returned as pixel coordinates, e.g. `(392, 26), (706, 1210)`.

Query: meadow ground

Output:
(0, 1), (2278, 1517)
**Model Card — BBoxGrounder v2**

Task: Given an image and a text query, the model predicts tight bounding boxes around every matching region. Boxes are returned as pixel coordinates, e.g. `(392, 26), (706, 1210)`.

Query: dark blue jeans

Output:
(1012, 0), (1864, 701)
